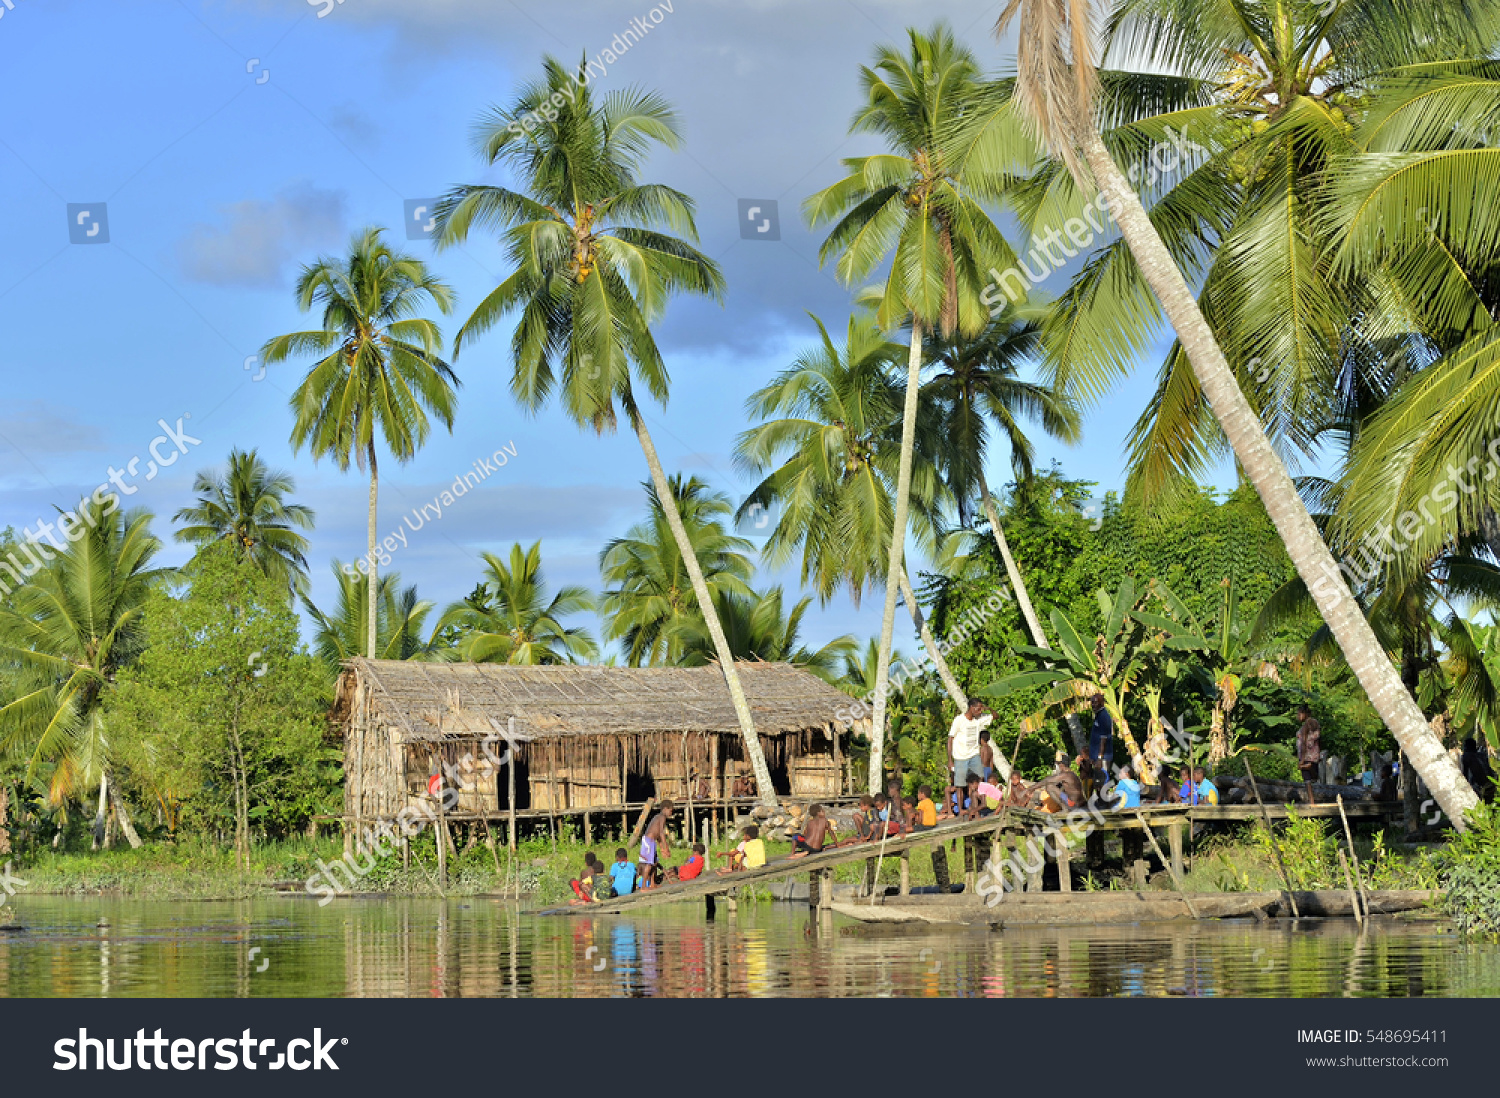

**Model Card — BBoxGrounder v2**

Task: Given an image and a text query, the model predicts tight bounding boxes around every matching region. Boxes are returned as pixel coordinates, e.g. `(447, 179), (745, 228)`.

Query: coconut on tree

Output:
(431, 64), (777, 803)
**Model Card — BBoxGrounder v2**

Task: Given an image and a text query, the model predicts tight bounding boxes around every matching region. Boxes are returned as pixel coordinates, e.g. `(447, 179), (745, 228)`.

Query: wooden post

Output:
(507, 716), (518, 854)
(931, 844), (950, 893)
(1135, 812), (1198, 919)
(964, 836), (977, 894)
(584, 809), (592, 848)
(807, 871), (819, 909)
(1026, 837), (1043, 893)
(899, 848), (911, 896)
(819, 868), (833, 912)
(1055, 828), (1072, 893)
(705, 893), (716, 920)
(1167, 819), (1184, 880)
(1337, 849), (1364, 926)
(483, 817), (501, 875)
(831, 723), (842, 796)
(435, 795), (448, 889)
(1336, 795), (1371, 921)
(1244, 757), (1300, 918)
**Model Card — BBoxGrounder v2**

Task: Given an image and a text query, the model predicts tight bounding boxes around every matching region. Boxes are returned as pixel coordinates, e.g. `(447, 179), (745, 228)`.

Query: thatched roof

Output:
(335, 658), (860, 743)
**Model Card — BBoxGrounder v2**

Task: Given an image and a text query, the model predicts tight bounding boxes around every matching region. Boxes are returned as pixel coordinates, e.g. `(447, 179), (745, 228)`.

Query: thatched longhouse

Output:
(333, 658), (863, 829)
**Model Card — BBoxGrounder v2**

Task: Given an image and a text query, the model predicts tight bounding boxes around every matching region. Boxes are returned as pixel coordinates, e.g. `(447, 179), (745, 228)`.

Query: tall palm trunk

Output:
(898, 567), (1012, 782)
(367, 444), (379, 660)
(869, 322), (925, 793)
(629, 409), (776, 807)
(977, 475), (1088, 754)
(1077, 130), (1478, 826)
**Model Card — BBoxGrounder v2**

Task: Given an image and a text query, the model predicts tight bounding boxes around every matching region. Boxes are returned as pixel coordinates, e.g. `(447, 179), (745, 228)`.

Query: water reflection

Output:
(0, 897), (1493, 999)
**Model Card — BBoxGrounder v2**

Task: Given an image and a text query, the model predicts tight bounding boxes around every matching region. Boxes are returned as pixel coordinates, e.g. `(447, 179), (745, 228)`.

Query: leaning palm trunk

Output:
(898, 567), (1012, 782)
(869, 323), (926, 793)
(91, 772), (108, 851)
(106, 772), (142, 850)
(630, 411), (776, 807)
(977, 476), (1088, 754)
(1073, 129), (1477, 826)
(366, 445), (379, 660)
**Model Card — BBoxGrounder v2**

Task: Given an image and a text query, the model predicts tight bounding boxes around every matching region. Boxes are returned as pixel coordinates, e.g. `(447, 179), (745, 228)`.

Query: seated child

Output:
(872, 794), (904, 838)
(1114, 763), (1142, 809)
(670, 843), (707, 881)
(912, 785), (938, 831)
(716, 825), (766, 874)
(570, 852), (601, 903)
(609, 847), (638, 896)
(846, 795), (878, 844)
(790, 804), (836, 856)
(975, 777), (1005, 813)
(588, 856), (615, 901)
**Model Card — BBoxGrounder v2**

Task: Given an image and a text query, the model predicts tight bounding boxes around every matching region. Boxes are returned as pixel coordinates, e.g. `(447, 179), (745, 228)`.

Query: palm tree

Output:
(173, 448), (316, 594)
(431, 62), (778, 803)
(261, 227), (458, 661)
(0, 502), (167, 846)
(996, 0), (1478, 823)
(807, 25), (1021, 791)
(304, 563), (441, 679)
(434, 542), (597, 665)
(1025, 0), (1500, 499)
(678, 586), (859, 685)
(600, 476), (755, 667)
(732, 313), (985, 748)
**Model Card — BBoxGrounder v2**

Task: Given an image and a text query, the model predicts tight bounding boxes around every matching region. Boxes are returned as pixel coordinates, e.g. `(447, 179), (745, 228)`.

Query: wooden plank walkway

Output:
(540, 805), (1201, 915)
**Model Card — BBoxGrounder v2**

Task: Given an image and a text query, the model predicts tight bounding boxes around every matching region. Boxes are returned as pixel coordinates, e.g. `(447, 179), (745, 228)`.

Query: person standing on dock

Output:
(639, 800), (674, 889)
(1295, 705), (1322, 805)
(1088, 695), (1114, 781)
(949, 698), (993, 796)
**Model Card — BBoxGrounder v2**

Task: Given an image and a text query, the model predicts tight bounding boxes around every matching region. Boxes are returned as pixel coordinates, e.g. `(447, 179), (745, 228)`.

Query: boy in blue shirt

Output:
(1114, 763), (1142, 809)
(609, 847), (637, 896)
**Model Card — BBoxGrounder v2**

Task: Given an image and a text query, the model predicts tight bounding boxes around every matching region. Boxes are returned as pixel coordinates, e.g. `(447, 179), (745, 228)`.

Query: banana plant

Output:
(1146, 577), (1282, 766)
(982, 579), (1175, 774)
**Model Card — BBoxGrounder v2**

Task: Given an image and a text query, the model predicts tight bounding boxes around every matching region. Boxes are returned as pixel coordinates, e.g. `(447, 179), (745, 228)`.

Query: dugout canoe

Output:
(828, 889), (1439, 927)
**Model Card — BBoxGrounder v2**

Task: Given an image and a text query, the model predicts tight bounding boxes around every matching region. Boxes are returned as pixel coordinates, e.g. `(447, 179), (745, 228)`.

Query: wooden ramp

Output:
(538, 805), (1195, 915)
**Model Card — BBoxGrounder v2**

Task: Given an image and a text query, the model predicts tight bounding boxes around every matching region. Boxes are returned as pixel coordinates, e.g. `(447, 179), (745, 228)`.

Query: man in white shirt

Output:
(949, 697), (993, 790)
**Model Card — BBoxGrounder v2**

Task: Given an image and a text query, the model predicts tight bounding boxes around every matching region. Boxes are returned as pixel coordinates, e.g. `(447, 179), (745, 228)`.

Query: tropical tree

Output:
(996, 0), (1478, 823)
(733, 313), (981, 727)
(982, 579), (1170, 773)
(432, 59), (777, 805)
(435, 541), (597, 665)
(807, 24), (1022, 790)
(924, 304), (1079, 618)
(261, 227), (458, 661)
(0, 503), (168, 847)
(1151, 576), (1279, 764)
(173, 448), (316, 594)
(678, 586), (859, 685)
(599, 476), (754, 667)
(304, 563), (442, 679)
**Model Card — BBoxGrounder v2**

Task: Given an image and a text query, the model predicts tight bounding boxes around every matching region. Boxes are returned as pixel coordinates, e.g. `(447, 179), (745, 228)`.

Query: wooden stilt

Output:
(1167, 820), (1184, 880)
(1055, 829), (1072, 892)
(819, 868), (833, 912)
(899, 848), (911, 896)
(964, 836), (977, 894)
(1025, 837), (1043, 893)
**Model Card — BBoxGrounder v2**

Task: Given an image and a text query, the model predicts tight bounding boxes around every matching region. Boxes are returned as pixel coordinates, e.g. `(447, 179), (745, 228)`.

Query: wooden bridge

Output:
(541, 798), (1407, 916)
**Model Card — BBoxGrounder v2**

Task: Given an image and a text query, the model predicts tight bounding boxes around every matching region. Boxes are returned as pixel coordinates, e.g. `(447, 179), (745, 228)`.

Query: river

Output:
(0, 897), (1492, 997)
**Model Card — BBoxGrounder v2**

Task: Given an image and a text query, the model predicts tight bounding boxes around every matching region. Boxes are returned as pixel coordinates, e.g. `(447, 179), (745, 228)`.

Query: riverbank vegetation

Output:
(0, 6), (1498, 921)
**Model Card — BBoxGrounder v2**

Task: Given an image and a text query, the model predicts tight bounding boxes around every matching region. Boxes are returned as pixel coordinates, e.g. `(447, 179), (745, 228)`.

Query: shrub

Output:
(1441, 803), (1500, 939)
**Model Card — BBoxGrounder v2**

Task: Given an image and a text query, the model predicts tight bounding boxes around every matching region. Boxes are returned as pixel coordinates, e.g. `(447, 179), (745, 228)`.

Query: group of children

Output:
(569, 841), (710, 903)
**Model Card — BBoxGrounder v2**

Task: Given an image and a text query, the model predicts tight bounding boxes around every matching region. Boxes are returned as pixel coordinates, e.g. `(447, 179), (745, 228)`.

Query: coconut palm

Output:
(261, 227), (458, 661)
(435, 542), (597, 665)
(0, 502), (167, 846)
(1016, 0), (1500, 499)
(432, 60), (777, 805)
(173, 448), (316, 594)
(732, 313), (988, 750)
(678, 586), (859, 685)
(304, 563), (441, 679)
(996, 0), (1478, 823)
(599, 476), (755, 667)
(807, 25), (1023, 789)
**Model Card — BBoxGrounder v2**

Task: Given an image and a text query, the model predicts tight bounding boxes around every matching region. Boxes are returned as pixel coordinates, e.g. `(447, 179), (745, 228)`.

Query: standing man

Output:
(1295, 704), (1321, 805)
(1088, 695), (1114, 785)
(639, 799), (674, 889)
(948, 697), (993, 798)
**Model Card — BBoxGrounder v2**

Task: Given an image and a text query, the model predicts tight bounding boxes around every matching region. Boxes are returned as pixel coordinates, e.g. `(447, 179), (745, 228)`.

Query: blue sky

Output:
(0, 0), (1231, 654)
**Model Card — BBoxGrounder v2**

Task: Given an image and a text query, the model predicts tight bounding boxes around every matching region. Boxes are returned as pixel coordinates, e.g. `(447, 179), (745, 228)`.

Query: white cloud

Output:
(174, 180), (347, 287)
